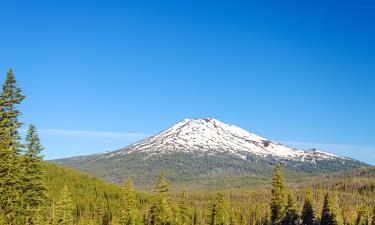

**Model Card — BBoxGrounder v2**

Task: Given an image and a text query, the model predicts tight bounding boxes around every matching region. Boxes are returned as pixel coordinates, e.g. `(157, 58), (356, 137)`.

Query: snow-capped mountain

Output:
(54, 118), (367, 189)
(111, 118), (342, 162)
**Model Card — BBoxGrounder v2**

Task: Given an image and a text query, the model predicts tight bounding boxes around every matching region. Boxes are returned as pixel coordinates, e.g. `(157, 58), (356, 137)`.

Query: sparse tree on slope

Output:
(270, 164), (287, 225)
(121, 177), (140, 225)
(301, 189), (316, 225)
(149, 172), (172, 225)
(0, 69), (26, 224)
(56, 184), (74, 225)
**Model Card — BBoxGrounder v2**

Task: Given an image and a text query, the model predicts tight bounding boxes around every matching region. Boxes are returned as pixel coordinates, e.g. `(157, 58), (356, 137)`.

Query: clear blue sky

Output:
(0, 0), (374, 164)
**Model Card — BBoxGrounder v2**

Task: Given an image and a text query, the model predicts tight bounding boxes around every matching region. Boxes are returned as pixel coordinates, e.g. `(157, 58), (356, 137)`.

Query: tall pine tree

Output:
(121, 177), (140, 225)
(178, 190), (190, 225)
(301, 189), (316, 225)
(0, 69), (26, 224)
(355, 206), (368, 225)
(149, 172), (172, 225)
(320, 193), (338, 225)
(270, 164), (287, 225)
(21, 124), (47, 224)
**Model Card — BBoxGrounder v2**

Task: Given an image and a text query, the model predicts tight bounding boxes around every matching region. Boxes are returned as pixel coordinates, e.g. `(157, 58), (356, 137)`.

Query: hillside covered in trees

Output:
(0, 70), (374, 225)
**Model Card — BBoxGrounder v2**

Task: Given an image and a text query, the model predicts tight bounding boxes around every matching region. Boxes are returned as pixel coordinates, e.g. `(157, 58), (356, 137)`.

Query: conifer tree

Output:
(270, 164), (287, 225)
(178, 190), (190, 225)
(356, 206), (368, 225)
(21, 124), (47, 224)
(56, 184), (74, 225)
(281, 194), (299, 225)
(0, 69), (26, 224)
(208, 193), (230, 225)
(301, 189), (316, 225)
(121, 177), (140, 225)
(371, 207), (375, 225)
(320, 193), (338, 225)
(149, 172), (172, 225)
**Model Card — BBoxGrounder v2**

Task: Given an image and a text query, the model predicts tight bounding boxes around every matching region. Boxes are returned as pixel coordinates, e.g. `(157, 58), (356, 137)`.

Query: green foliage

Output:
(150, 172), (172, 225)
(0, 69), (26, 224)
(55, 184), (74, 225)
(121, 177), (140, 225)
(355, 206), (368, 225)
(270, 164), (287, 225)
(320, 193), (339, 225)
(21, 124), (47, 224)
(301, 189), (316, 225)
(208, 193), (230, 225)
(178, 190), (190, 225)
(281, 194), (299, 225)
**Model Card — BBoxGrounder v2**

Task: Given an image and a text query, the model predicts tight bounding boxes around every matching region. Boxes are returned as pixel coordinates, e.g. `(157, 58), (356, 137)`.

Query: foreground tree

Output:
(301, 189), (316, 225)
(281, 194), (299, 225)
(320, 193), (338, 225)
(355, 206), (368, 225)
(0, 69), (26, 224)
(121, 177), (140, 225)
(149, 172), (172, 225)
(270, 164), (287, 225)
(21, 124), (47, 224)
(208, 193), (230, 225)
(178, 190), (190, 225)
(56, 184), (74, 225)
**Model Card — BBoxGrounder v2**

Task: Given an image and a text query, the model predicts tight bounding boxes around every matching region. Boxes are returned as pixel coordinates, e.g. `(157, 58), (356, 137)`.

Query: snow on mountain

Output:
(112, 118), (343, 162)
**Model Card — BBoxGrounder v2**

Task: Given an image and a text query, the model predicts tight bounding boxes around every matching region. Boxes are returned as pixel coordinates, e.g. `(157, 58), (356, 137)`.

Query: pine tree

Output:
(0, 69), (26, 224)
(21, 124), (47, 224)
(208, 193), (230, 225)
(149, 172), (172, 225)
(281, 194), (299, 225)
(270, 164), (287, 225)
(356, 206), (368, 225)
(301, 189), (316, 225)
(56, 184), (74, 225)
(178, 190), (190, 225)
(371, 207), (375, 225)
(320, 193), (338, 225)
(121, 177), (140, 225)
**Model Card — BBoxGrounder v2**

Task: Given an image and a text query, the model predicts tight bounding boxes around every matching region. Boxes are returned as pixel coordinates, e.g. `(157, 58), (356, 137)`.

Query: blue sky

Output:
(0, 0), (374, 164)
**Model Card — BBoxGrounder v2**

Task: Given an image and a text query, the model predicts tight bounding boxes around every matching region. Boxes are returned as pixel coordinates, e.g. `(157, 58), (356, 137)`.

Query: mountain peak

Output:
(114, 118), (343, 162)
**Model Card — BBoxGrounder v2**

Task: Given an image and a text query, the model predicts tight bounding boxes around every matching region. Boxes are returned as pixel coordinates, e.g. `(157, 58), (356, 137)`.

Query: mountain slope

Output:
(54, 118), (367, 190)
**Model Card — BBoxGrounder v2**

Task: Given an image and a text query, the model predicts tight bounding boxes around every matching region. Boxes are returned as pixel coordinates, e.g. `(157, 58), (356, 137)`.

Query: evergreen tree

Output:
(320, 193), (338, 225)
(178, 190), (190, 225)
(208, 193), (230, 225)
(356, 206), (368, 225)
(121, 177), (140, 225)
(281, 194), (299, 225)
(21, 124), (47, 224)
(149, 172), (172, 225)
(301, 189), (316, 225)
(371, 207), (375, 225)
(0, 69), (26, 224)
(270, 164), (287, 225)
(56, 184), (74, 225)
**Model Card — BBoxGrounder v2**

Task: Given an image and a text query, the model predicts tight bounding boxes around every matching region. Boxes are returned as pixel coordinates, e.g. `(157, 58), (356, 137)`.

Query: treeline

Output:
(0, 69), (374, 225)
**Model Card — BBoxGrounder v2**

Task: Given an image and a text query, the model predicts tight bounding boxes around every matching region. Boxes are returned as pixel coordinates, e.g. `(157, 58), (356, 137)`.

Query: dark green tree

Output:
(0, 69), (26, 224)
(301, 189), (316, 225)
(270, 164), (287, 225)
(281, 194), (299, 225)
(149, 172), (172, 225)
(320, 193), (338, 225)
(121, 177), (140, 225)
(208, 193), (230, 225)
(56, 184), (74, 225)
(21, 124), (47, 224)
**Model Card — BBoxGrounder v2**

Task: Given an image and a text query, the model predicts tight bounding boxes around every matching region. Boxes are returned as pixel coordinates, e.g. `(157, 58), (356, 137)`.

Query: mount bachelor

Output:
(55, 118), (367, 189)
